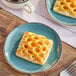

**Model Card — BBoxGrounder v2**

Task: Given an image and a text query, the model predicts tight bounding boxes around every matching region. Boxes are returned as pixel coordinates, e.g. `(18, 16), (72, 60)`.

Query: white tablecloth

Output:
(0, 0), (76, 48)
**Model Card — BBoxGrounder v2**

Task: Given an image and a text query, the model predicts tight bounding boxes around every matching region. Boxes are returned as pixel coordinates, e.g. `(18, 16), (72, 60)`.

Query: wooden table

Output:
(0, 8), (76, 76)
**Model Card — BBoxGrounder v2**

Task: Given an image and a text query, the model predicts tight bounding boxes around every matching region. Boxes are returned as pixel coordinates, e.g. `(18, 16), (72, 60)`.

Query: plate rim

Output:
(45, 0), (76, 26)
(4, 22), (62, 73)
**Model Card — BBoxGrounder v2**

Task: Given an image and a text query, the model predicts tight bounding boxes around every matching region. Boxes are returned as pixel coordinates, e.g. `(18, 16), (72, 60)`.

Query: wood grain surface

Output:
(0, 8), (76, 76)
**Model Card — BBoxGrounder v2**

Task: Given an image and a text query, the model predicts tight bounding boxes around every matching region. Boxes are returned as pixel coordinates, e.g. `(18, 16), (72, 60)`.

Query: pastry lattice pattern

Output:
(53, 0), (76, 17)
(16, 32), (53, 65)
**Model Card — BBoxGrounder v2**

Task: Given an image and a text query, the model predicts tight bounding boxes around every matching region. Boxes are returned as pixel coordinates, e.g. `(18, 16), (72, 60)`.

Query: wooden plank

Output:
(0, 8), (76, 76)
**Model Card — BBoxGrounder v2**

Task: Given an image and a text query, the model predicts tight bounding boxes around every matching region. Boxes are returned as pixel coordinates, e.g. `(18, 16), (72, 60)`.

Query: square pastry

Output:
(53, 0), (76, 18)
(16, 32), (53, 65)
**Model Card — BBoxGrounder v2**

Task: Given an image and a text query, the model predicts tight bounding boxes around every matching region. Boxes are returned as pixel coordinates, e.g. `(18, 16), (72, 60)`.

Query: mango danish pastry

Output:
(16, 32), (53, 65)
(53, 0), (76, 18)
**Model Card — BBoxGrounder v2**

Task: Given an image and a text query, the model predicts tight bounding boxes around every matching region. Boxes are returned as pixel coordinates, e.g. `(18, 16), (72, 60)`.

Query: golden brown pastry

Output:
(53, 0), (76, 18)
(16, 32), (53, 65)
